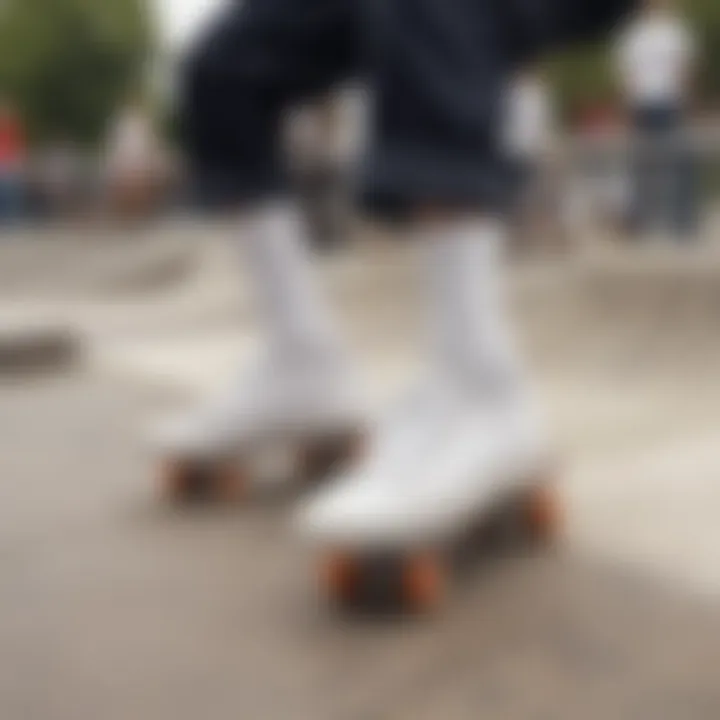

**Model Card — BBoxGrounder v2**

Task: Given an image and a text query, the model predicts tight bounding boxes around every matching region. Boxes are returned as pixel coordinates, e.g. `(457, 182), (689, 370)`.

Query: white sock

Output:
(425, 217), (523, 397)
(241, 203), (343, 359)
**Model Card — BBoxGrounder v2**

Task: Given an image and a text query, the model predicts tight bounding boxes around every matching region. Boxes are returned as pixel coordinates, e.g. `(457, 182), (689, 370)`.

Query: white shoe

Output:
(151, 349), (366, 459)
(298, 384), (548, 548)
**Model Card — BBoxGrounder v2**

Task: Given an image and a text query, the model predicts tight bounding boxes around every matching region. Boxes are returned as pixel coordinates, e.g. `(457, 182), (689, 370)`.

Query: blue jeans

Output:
(0, 171), (23, 226)
(630, 104), (698, 239)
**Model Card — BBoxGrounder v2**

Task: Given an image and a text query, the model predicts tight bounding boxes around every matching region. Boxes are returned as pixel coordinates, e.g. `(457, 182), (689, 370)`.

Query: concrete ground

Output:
(3, 227), (720, 718)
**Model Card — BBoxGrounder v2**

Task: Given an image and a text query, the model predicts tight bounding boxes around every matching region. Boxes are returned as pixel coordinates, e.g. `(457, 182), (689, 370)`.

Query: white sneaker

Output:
(298, 384), (548, 548)
(151, 348), (366, 459)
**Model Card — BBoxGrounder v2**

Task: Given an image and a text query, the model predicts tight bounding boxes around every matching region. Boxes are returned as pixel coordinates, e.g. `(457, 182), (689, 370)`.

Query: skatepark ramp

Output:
(3, 236), (720, 719)
(515, 250), (720, 376)
(0, 226), (198, 375)
(0, 226), (196, 298)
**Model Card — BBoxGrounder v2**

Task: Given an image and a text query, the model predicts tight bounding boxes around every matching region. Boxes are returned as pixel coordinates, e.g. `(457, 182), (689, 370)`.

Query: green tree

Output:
(680, 0), (720, 102)
(550, 0), (720, 122)
(548, 44), (617, 123)
(0, 0), (155, 146)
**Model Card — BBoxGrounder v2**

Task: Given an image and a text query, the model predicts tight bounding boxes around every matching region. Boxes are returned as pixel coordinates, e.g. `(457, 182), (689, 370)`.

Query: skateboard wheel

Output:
(522, 484), (562, 544)
(321, 552), (360, 606)
(161, 458), (246, 504)
(162, 458), (195, 501)
(212, 463), (247, 503)
(402, 554), (446, 613)
(320, 551), (446, 614)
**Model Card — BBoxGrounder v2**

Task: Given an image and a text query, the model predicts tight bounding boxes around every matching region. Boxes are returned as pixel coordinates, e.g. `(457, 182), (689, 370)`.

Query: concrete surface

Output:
(89, 238), (720, 595)
(2, 376), (720, 720)
(4, 229), (720, 718)
(0, 223), (197, 298)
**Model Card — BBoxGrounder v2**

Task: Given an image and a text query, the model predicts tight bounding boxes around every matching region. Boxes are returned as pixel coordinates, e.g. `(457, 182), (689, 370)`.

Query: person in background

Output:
(288, 95), (345, 252)
(105, 100), (164, 222)
(287, 88), (366, 253)
(504, 68), (557, 254)
(0, 101), (26, 227)
(35, 140), (80, 222)
(616, 0), (699, 241)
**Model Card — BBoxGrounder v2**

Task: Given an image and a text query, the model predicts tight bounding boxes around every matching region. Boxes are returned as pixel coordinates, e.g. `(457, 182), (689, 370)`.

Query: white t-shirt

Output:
(503, 77), (553, 160)
(106, 111), (159, 177)
(616, 14), (696, 106)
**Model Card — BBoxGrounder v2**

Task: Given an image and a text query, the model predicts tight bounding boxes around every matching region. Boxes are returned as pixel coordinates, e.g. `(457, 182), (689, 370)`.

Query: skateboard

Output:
(160, 430), (363, 505)
(317, 474), (562, 615)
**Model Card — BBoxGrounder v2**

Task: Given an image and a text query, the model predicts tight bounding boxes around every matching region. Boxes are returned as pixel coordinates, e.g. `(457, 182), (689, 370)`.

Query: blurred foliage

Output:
(682, 0), (720, 105)
(548, 44), (617, 122)
(0, 0), (154, 146)
(549, 0), (720, 122)
(0, 0), (717, 143)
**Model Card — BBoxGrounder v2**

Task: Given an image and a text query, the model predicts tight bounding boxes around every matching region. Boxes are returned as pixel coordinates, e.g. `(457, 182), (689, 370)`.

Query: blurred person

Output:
(503, 68), (560, 254)
(0, 101), (26, 227)
(288, 94), (354, 253)
(158, 0), (637, 551)
(568, 107), (633, 242)
(35, 141), (79, 221)
(616, 0), (699, 240)
(105, 100), (164, 222)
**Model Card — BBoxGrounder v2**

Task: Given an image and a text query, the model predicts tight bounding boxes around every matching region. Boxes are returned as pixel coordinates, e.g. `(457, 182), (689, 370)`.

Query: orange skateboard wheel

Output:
(322, 552), (361, 606)
(214, 462), (247, 503)
(160, 458), (246, 504)
(162, 458), (192, 501)
(402, 553), (446, 613)
(523, 484), (563, 543)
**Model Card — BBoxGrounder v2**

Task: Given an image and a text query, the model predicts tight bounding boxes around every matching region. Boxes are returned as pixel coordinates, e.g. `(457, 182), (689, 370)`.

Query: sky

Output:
(154, 0), (225, 50)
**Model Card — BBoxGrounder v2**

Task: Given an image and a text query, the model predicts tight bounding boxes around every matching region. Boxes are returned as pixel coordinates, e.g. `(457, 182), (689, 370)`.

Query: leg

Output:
(629, 110), (655, 238)
(299, 1), (557, 611)
(0, 173), (22, 227)
(0, 176), (8, 224)
(154, 0), (366, 502)
(181, 0), (360, 209)
(303, 208), (554, 610)
(182, 0), (361, 351)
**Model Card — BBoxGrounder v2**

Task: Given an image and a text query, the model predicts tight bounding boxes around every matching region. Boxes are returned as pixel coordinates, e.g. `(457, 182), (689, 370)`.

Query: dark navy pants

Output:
(182, 0), (636, 215)
(630, 103), (698, 239)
